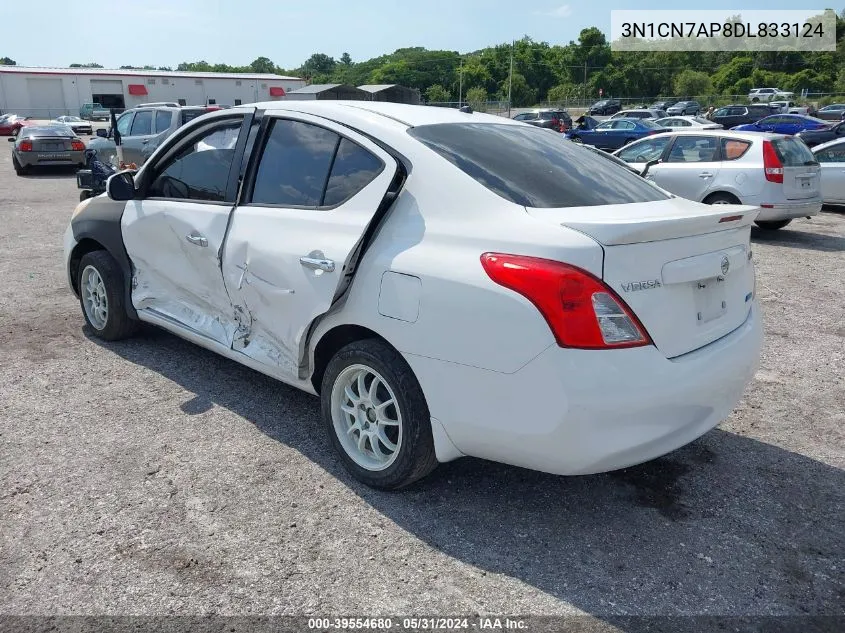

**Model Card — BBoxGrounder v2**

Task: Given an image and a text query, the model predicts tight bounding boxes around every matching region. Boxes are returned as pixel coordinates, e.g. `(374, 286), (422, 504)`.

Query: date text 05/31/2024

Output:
(620, 21), (825, 39)
(307, 617), (528, 630)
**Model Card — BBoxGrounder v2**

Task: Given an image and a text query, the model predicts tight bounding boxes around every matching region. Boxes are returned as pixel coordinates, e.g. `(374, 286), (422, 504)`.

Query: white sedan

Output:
(50, 115), (94, 136)
(63, 102), (762, 488)
(813, 137), (845, 204)
(655, 116), (723, 130)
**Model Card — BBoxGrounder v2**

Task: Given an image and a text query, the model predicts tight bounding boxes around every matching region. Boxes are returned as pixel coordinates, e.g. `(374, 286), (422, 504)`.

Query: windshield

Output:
(772, 138), (818, 166)
(408, 123), (668, 208)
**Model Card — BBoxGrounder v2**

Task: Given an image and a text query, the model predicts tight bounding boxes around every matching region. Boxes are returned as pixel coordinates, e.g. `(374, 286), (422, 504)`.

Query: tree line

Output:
(4, 14), (845, 106)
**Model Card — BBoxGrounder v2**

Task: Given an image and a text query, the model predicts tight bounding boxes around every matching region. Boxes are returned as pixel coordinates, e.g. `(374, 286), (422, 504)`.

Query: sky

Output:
(3, 0), (832, 71)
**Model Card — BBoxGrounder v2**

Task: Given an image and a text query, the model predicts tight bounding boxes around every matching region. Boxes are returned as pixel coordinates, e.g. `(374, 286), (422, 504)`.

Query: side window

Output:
(129, 110), (152, 136)
(595, 122), (613, 131)
(617, 136), (671, 162)
(155, 110), (172, 134)
(251, 119), (339, 207)
(612, 120), (635, 130)
(666, 136), (719, 163)
(115, 112), (133, 137)
(146, 119), (243, 202)
(323, 138), (384, 206)
(714, 108), (729, 117)
(815, 147), (845, 163)
(721, 139), (752, 161)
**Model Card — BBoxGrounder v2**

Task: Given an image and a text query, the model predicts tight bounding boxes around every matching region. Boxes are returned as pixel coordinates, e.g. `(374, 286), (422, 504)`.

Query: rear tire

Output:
(704, 192), (740, 205)
(755, 219), (792, 230)
(12, 155), (28, 176)
(321, 339), (438, 489)
(77, 250), (138, 341)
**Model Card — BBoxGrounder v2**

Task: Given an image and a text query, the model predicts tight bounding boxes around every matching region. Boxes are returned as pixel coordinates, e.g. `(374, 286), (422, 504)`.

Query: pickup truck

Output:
(79, 103), (112, 121)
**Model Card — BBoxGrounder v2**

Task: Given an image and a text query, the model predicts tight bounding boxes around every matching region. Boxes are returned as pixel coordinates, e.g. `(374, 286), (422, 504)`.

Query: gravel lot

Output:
(0, 148), (843, 627)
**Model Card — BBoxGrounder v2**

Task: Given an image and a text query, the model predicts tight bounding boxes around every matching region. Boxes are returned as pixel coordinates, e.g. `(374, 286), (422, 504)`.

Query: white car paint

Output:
(69, 101), (764, 479)
(812, 137), (845, 204)
(614, 129), (823, 223)
(654, 116), (722, 130)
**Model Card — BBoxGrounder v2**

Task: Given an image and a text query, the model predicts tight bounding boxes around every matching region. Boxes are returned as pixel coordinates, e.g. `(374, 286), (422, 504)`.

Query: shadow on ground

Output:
(93, 326), (845, 628)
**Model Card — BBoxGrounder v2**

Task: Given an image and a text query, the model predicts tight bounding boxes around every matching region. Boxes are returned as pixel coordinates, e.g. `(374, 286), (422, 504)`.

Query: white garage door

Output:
(26, 78), (65, 117)
(90, 79), (123, 94)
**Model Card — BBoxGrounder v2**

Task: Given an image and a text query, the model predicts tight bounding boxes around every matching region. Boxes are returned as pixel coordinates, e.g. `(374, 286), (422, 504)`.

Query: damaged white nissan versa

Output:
(64, 102), (763, 489)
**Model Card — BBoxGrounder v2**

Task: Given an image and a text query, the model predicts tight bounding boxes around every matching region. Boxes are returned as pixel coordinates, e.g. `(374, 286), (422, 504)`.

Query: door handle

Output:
(699, 172), (714, 178)
(185, 233), (208, 247)
(299, 256), (335, 272)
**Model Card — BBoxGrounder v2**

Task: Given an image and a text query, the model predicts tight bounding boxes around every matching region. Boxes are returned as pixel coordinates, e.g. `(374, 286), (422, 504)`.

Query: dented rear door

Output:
(221, 112), (399, 378)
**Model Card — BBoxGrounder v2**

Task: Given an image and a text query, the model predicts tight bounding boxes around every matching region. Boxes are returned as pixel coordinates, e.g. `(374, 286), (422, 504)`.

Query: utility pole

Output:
(459, 57), (463, 107)
(507, 40), (514, 117)
(583, 60), (587, 106)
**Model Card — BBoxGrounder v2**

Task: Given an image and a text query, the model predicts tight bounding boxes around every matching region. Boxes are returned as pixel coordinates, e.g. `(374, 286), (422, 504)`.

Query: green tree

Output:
(546, 83), (577, 103)
(250, 56), (276, 74)
(71, 63), (104, 68)
(673, 70), (713, 98)
(466, 86), (488, 111)
(0, 57), (15, 65)
(506, 72), (536, 107)
(425, 84), (451, 103)
(340, 52), (353, 66)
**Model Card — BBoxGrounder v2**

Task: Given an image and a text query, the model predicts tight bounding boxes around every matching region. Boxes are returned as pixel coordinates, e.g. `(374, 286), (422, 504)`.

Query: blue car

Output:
(732, 114), (830, 135)
(567, 118), (670, 150)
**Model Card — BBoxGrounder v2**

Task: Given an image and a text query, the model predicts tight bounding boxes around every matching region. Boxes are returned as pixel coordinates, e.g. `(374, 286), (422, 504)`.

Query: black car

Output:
(796, 120), (845, 147)
(587, 99), (622, 116)
(512, 108), (573, 132)
(710, 104), (773, 129)
(650, 100), (678, 111)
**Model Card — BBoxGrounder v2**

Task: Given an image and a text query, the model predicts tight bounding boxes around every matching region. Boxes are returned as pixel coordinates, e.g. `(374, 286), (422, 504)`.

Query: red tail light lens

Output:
(480, 253), (652, 349)
(762, 140), (784, 183)
(71, 141), (85, 151)
(19, 140), (33, 152)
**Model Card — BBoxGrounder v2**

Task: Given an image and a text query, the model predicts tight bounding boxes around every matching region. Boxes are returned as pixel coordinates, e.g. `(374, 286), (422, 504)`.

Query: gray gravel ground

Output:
(0, 149), (843, 626)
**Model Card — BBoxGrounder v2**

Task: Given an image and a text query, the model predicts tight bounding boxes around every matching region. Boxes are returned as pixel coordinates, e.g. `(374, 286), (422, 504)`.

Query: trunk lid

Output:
(528, 198), (758, 358)
(771, 137), (821, 200)
(32, 137), (72, 152)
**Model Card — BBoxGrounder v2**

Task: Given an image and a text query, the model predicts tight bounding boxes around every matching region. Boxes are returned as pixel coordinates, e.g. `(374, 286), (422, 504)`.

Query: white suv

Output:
(748, 88), (794, 103)
(614, 130), (822, 230)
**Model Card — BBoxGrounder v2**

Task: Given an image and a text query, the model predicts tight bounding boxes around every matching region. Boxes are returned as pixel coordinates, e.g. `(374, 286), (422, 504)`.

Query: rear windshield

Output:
(408, 123), (668, 208)
(772, 138), (818, 166)
(180, 108), (208, 125)
(25, 126), (75, 137)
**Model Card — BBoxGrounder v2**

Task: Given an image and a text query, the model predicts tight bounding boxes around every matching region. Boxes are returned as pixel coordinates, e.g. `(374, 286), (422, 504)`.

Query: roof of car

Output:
(240, 100), (520, 130)
(645, 129), (789, 141)
(811, 137), (845, 152)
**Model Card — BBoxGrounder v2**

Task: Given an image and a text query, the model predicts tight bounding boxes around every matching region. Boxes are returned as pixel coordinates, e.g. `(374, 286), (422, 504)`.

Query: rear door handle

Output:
(299, 256), (335, 272)
(699, 172), (714, 178)
(186, 233), (208, 247)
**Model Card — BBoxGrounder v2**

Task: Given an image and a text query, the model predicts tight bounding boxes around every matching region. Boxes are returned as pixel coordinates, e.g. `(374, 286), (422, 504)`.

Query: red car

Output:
(0, 115), (31, 135)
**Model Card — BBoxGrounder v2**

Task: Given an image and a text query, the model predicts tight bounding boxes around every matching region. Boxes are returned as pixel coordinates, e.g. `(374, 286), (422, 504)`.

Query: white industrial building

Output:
(0, 66), (306, 118)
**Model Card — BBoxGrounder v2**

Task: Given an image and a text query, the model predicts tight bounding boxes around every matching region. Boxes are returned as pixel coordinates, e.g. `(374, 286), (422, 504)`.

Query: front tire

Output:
(755, 219), (792, 230)
(321, 339), (437, 489)
(77, 250), (137, 341)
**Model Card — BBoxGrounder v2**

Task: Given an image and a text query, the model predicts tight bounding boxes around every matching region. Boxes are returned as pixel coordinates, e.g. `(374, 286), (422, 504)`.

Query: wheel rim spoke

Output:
(331, 364), (403, 471)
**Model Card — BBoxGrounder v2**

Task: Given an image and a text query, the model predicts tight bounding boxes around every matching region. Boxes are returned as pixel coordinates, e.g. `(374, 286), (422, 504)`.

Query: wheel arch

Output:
(702, 190), (742, 205)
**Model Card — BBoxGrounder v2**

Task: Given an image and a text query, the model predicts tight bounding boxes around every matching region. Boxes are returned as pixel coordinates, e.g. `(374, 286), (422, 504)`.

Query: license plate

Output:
(44, 142), (63, 151)
(38, 153), (70, 159)
(693, 280), (727, 324)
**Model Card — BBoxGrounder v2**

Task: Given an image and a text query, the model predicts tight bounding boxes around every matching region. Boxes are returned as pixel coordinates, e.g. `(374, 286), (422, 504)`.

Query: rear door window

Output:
(323, 138), (384, 206)
(666, 136), (720, 163)
(814, 146), (845, 162)
(408, 122), (668, 208)
(617, 136), (672, 162)
(155, 110), (173, 133)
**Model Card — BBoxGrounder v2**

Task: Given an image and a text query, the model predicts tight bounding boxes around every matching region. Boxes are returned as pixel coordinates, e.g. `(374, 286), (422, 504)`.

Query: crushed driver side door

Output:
(221, 112), (400, 378)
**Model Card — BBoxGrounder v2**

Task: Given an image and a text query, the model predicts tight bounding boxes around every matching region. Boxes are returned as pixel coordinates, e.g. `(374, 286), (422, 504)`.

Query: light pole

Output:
(507, 40), (514, 116)
(459, 57), (463, 107)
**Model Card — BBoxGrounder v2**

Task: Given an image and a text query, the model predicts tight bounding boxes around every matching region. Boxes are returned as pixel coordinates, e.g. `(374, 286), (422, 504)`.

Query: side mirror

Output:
(96, 128), (108, 138)
(640, 158), (662, 178)
(106, 171), (136, 201)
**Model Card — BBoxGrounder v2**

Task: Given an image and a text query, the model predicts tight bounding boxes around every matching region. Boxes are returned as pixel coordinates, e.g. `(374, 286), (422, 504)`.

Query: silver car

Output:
(87, 105), (214, 166)
(50, 115), (94, 136)
(610, 108), (667, 120)
(9, 125), (86, 175)
(613, 130), (822, 230)
(812, 137), (845, 205)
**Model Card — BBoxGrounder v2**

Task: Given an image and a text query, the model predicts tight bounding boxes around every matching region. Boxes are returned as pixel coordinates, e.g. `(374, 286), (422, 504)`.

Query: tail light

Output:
(480, 253), (652, 349)
(18, 140), (33, 152)
(762, 140), (784, 183)
(71, 140), (85, 151)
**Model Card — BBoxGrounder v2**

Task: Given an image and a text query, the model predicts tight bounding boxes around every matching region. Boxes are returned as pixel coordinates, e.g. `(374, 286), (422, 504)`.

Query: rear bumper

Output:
(755, 199), (822, 221)
(407, 304), (763, 476)
(16, 150), (85, 167)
